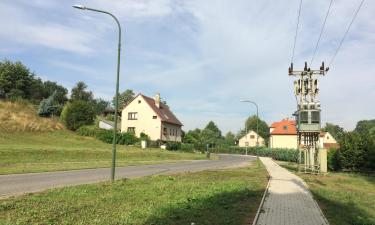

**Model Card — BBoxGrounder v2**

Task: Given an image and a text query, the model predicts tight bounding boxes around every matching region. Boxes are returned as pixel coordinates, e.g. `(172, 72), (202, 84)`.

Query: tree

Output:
(38, 91), (61, 117)
(92, 98), (110, 115)
(42, 81), (68, 104)
(355, 119), (375, 136)
(70, 81), (93, 102)
(113, 89), (135, 110)
(60, 101), (95, 131)
(201, 121), (223, 146)
(238, 115), (269, 144)
(0, 60), (33, 99)
(224, 131), (236, 146)
(322, 122), (345, 141)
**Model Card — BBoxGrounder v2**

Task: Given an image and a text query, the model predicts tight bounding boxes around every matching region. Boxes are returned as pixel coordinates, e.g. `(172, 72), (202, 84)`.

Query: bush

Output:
(166, 142), (181, 151)
(60, 101), (95, 131)
(181, 143), (194, 152)
(117, 132), (138, 145)
(327, 148), (340, 171)
(149, 140), (162, 148)
(76, 125), (138, 145)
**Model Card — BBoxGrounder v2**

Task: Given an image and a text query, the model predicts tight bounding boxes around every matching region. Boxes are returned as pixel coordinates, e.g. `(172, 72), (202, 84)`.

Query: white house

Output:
(121, 93), (183, 142)
(238, 130), (265, 147)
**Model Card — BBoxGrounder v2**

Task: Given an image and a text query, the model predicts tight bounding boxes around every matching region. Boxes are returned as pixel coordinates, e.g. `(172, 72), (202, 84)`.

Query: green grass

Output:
(278, 161), (375, 225)
(0, 163), (268, 225)
(0, 130), (208, 175)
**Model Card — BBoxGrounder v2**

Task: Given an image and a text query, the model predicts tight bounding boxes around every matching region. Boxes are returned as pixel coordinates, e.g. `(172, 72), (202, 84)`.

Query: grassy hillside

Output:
(0, 101), (206, 174)
(0, 163), (268, 225)
(0, 101), (63, 132)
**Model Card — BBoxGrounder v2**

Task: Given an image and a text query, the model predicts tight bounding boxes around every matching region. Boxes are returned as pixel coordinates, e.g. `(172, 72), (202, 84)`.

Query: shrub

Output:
(95, 129), (114, 144)
(117, 132), (139, 145)
(60, 101), (95, 131)
(327, 148), (340, 171)
(76, 125), (99, 137)
(166, 142), (181, 151)
(149, 140), (162, 148)
(181, 143), (194, 152)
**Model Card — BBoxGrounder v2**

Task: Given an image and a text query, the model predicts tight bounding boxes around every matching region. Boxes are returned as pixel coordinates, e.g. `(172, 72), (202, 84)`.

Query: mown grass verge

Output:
(0, 163), (268, 225)
(278, 161), (375, 225)
(0, 130), (208, 175)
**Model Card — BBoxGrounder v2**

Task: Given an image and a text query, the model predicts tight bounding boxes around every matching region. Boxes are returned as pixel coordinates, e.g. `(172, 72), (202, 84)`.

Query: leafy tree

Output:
(60, 101), (95, 131)
(0, 60), (33, 99)
(355, 119), (375, 136)
(201, 121), (223, 146)
(238, 115), (269, 144)
(322, 122), (345, 141)
(338, 132), (364, 171)
(183, 129), (202, 144)
(224, 131), (236, 146)
(92, 98), (110, 115)
(42, 81), (68, 104)
(70, 81), (93, 102)
(113, 89), (135, 110)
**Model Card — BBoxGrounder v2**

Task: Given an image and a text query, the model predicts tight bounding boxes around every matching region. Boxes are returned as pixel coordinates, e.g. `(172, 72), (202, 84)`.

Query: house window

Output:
(170, 129), (172, 136)
(127, 127), (135, 133)
(163, 127), (167, 136)
(128, 112), (138, 120)
(153, 116), (157, 119)
(283, 125), (288, 130)
(245, 142), (249, 147)
(138, 100), (141, 104)
(327, 136), (329, 139)
(250, 135), (255, 139)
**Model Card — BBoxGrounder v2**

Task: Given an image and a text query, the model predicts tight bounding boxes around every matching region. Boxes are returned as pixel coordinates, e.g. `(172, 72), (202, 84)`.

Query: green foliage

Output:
(60, 101), (95, 131)
(70, 81), (93, 102)
(327, 148), (341, 171)
(0, 60), (34, 99)
(91, 98), (110, 115)
(181, 143), (194, 152)
(37, 91), (61, 117)
(76, 125), (139, 145)
(166, 142), (181, 151)
(113, 89), (135, 110)
(322, 122), (345, 141)
(224, 131), (236, 146)
(0, 60), (67, 103)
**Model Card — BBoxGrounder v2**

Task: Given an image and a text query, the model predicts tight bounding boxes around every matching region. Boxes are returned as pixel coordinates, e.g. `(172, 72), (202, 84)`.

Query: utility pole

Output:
(289, 61), (328, 173)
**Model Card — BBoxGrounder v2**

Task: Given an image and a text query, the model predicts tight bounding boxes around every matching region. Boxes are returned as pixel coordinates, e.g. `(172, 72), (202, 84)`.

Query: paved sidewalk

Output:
(256, 157), (329, 225)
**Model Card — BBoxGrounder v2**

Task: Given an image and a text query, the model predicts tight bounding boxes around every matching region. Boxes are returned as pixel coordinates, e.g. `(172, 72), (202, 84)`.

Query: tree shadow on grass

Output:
(144, 189), (264, 225)
(311, 191), (375, 225)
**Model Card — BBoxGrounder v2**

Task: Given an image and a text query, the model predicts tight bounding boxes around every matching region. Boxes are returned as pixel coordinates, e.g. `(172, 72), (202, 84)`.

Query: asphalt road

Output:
(0, 154), (255, 199)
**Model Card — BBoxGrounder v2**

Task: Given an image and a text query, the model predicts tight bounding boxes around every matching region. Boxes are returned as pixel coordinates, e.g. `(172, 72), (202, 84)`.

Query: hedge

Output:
(76, 125), (138, 145)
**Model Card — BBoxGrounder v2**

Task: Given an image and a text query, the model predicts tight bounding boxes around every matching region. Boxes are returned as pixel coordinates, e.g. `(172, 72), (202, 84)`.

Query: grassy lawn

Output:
(278, 161), (375, 225)
(0, 163), (268, 225)
(0, 130), (208, 175)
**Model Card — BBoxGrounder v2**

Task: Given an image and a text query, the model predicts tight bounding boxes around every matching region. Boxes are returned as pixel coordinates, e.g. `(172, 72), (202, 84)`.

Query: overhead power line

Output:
(329, 0), (365, 67)
(291, 0), (303, 63)
(310, 0), (334, 67)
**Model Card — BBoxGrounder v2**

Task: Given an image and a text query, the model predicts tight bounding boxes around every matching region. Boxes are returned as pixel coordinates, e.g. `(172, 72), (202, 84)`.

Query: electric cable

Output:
(291, 0), (303, 63)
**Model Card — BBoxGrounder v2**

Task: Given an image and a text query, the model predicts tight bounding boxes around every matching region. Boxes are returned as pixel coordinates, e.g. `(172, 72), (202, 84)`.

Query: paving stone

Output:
(256, 157), (329, 225)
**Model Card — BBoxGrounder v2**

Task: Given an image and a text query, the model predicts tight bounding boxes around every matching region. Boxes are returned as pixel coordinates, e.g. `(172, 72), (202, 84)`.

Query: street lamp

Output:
(240, 100), (259, 160)
(73, 5), (122, 182)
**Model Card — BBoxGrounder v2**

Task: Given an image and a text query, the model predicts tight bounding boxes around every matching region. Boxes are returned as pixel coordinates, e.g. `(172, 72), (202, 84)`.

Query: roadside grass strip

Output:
(278, 161), (375, 225)
(0, 163), (268, 225)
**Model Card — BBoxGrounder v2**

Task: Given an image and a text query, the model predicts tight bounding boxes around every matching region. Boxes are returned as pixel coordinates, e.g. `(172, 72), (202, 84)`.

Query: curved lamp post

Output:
(240, 100), (259, 160)
(73, 5), (121, 182)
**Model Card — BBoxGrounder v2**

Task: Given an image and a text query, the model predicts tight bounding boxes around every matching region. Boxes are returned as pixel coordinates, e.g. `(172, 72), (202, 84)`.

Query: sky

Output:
(0, 0), (374, 134)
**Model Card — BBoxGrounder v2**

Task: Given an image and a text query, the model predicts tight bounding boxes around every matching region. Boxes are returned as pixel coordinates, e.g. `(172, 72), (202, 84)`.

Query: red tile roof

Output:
(270, 119), (297, 135)
(140, 94), (183, 126)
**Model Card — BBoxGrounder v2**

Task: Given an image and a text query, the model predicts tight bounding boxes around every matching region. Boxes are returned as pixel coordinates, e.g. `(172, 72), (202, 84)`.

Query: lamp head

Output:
(73, 4), (86, 10)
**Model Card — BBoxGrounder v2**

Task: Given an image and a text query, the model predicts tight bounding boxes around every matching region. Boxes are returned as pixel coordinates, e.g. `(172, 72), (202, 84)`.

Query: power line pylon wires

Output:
(329, 0), (365, 67)
(310, 0), (334, 67)
(291, 0), (303, 64)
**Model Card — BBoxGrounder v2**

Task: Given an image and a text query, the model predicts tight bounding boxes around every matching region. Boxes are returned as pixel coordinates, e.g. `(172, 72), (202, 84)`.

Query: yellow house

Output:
(269, 118), (339, 149)
(121, 93), (183, 142)
(269, 119), (298, 149)
(238, 130), (265, 147)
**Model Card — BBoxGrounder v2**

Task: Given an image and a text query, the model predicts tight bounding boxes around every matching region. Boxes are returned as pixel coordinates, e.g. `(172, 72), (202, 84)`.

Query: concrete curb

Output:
(252, 170), (271, 225)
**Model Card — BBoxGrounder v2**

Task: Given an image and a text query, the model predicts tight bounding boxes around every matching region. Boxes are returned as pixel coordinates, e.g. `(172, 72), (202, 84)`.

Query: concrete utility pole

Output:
(289, 61), (328, 173)
(73, 5), (122, 181)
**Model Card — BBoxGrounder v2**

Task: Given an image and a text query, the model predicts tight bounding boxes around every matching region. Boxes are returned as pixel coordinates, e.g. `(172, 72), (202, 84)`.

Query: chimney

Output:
(154, 93), (161, 108)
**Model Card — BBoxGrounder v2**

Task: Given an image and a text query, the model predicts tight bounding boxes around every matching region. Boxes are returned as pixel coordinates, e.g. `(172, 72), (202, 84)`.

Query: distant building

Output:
(319, 132), (339, 149)
(269, 118), (298, 149)
(238, 130), (265, 147)
(269, 118), (339, 149)
(121, 93), (183, 142)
